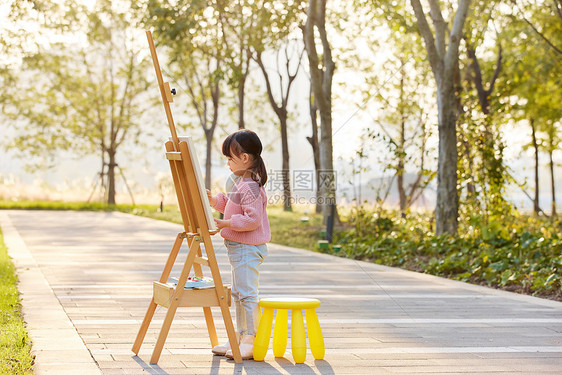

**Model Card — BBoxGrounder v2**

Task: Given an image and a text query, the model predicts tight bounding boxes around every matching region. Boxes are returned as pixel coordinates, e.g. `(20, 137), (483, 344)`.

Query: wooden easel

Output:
(132, 30), (242, 364)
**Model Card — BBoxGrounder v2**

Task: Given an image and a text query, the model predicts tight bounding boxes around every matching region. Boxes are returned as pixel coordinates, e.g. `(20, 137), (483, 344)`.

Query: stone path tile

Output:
(1, 210), (561, 374)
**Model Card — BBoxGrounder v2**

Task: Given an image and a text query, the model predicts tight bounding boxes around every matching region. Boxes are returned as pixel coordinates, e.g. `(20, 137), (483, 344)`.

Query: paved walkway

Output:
(1, 210), (561, 375)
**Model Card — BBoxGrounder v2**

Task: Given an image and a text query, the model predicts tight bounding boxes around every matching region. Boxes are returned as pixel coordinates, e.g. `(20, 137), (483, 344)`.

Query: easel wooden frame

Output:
(131, 30), (241, 364)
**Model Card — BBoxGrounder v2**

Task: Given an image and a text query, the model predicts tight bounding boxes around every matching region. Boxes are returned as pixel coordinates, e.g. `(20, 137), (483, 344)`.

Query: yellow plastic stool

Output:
(253, 297), (324, 363)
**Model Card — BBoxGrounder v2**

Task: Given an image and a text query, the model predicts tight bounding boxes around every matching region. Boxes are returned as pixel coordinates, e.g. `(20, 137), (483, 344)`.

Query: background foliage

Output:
(330, 207), (562, 300)
(0, 0), (560, 297)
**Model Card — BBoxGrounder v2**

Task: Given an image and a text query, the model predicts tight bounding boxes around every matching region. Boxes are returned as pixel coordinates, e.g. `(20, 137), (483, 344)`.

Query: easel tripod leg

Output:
(192, 247), (219, 348)
(203, 307), (218, 347)
(150, 299), (180, 364)
(132, 299), (157, 355)
(150, 238), (199, 364)
(201, 236), (242, 363)
(132, 233), (184, 355)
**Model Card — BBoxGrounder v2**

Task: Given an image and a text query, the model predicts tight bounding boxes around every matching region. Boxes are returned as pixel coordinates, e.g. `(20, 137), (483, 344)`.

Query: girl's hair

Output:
(222, 129), (268, 187)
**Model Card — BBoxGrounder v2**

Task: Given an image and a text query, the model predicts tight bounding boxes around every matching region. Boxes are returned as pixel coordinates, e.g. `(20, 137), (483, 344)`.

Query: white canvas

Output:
(171, 136), (218, 232)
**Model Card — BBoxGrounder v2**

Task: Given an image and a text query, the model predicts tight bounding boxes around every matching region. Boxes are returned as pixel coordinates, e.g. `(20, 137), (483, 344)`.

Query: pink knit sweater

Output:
(212, 178), (271, 245)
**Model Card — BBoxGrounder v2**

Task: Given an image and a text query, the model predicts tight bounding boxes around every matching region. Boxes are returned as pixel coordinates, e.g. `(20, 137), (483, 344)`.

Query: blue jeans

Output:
(224, 239), (268, 336)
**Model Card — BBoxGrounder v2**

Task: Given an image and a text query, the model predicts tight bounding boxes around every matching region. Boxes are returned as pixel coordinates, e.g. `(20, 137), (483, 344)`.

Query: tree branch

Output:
(209, 62), (220, 136)
(515, 2), (562, 55)
(465, 39), (485, 94)
(114, 52), (135, 148)
(444, 0), (471, 78)
(283, 42), (305, 109)
(277, 48), (284, 102)
(316, 0), (335, 94)
(487, 43), (502, 96)
(410, 0), (441, 74)
(182, 66), (205, 128)
(302, 0), (323, 110)
(428, 0), (446, 59)
(555, 0), (562, 19)
(254, 50), (282, 117)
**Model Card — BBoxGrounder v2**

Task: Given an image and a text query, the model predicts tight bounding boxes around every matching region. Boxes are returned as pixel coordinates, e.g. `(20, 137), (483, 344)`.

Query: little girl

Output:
(207, 129), (270, 360)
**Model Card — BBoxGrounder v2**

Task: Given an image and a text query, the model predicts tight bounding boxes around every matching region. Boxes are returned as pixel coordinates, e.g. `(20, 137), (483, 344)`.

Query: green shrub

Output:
(330, 208), (561, 300)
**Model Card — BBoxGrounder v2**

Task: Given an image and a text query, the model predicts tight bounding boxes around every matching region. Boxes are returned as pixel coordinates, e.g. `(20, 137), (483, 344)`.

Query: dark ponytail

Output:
(222, 129), (268, 187)
(255, 154), (268, 187)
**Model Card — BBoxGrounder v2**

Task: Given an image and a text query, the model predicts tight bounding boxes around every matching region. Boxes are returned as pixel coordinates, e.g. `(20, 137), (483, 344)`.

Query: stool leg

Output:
(291, 309), (306, 363)
(305, 308), (325, 360)
(272, 309), (288, 357)
(253, 307), (274, 361)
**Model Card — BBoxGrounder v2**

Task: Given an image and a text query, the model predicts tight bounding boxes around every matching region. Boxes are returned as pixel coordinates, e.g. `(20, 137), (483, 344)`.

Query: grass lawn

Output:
(0, 228), (34, 374)
(267, 207), (324, 250)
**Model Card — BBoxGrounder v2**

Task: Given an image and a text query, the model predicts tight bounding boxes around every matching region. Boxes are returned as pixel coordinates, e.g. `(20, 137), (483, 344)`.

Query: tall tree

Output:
(409, 0), (471, 235)
(2, 0), (151, 204)
(179, 51), (222, 190)
(302, 0), (337, 219)
(456, 0), (514, 225)
(142, 1), (226, 189)
(545, 124), (560, 217)
(249, 0), (306, 211)
(371, 32), (435, 213)
(216, 0), (256, 130)
(307, 84), (322, 213)
(498, 0), (562, 217)
(253, 41), (305, 211)
(517, 1), (562, 217)
(349, 0), (436, 213)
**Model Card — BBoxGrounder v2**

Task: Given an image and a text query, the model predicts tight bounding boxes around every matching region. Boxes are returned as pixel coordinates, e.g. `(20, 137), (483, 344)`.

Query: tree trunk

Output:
(403, 115), (429, 210)
(397, 155), (406, 212)
(182, 56), (221, 191)
(107, 149), (117, 205)
(466, 40), (502, 116)
(205, 131), (213, 189)
(99, 143), (107, 202)
(530, 118), (540, 215)
(237, 47), (250, 130)
(459, 135), (476, 198)
(548, 142), (557, 217)
(238, 80), (245, 129)
(307, 92), (322, 214)
(410, 0), (469, 235)
(456, 54), (475, 198)
(303, 0), (336, 220)
(435, 81), (459, 235)
(397, 67), (407, 212)
(253, 49), (300, 211)
(280, 115), (292, 211)
(205, 75), (220, 190)
(318, 101), (335, 218)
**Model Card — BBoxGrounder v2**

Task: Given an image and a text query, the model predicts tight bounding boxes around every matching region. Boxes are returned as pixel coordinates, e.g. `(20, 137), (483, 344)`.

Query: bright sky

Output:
(0, 2), (560, 211)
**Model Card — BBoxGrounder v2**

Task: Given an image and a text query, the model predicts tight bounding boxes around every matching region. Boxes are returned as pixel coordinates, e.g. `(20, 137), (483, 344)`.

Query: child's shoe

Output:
(226, 334), (254, 360)
(212, 333), (240, 356)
